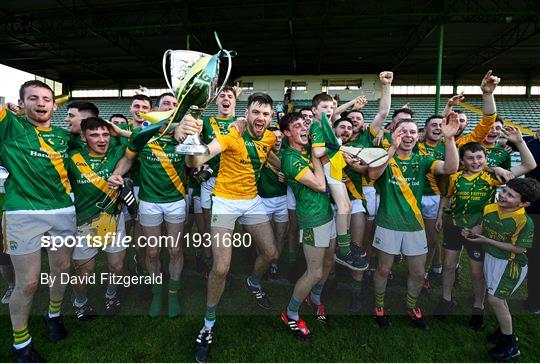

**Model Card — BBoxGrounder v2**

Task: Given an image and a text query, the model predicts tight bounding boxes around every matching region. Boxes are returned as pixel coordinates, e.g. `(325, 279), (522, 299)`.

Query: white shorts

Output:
(421, 195), (441, 220)
(372, 225), (428, 256)
(323, 161), (344, 185)
(286, 186), (296, 210)
(363, 186), (379, 221)
(351, 199), (367, 215)
(187, 188), (203, 214)
(139, 199), (186, 227)
(4, 206), (76, 256)
(300, 219), (337, 248)
(484, 253), (528, 299)
(261, 195), (288, 223)
(211, 195), (269, 230)
(201, 177), (216, 210)
(122, 186), (140, 222)
(72, 213), (128, 260)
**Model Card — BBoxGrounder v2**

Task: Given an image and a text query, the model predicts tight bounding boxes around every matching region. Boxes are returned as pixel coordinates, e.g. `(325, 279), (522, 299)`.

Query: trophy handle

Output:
(210, 48), (233, 104)
(162, 49), (174, 92)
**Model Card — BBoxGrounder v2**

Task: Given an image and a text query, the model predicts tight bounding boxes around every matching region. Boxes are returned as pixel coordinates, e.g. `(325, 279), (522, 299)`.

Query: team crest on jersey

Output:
(9, 241), (17, 251)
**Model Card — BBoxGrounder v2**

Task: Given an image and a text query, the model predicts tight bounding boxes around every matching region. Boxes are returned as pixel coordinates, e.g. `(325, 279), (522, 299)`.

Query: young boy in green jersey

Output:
(435, 127), (536, 329)
(368, 113), (460, 330)
(309, 93), (367, 271)
(279, 112), (336, 339)
(462, 177), (540, 360)
(66, 117), (128, 319)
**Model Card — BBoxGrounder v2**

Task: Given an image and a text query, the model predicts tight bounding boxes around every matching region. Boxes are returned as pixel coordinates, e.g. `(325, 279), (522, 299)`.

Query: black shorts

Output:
(442, 221), (485, 262)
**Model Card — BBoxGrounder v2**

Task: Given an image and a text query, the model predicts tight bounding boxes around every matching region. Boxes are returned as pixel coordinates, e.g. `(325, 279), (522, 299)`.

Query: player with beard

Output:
(177, 93), (280, 362)
(2, 81), (76, 362)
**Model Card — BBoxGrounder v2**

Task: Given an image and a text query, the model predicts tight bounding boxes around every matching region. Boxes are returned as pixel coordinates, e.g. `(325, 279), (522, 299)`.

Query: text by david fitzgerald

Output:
(40, 273), (162, 288)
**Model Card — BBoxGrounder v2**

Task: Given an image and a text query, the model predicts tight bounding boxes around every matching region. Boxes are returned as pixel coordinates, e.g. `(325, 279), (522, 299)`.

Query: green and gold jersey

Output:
(444, 170), (501, 228)
(375, 153), (441, 231)
(127, 128), (186, 203)
(416, 141), (446, 196)
(281, 146), (333, 229)
(213, 127), (276, 199)
(67, 146), (125, 225)
(481, 204), (533, 265)
(0, 107), (72, 211)
(258, 149), (287, 198)
(341, 138), (366, 202)
(485, 144), (512, 169)
(202, 115), (235, 178)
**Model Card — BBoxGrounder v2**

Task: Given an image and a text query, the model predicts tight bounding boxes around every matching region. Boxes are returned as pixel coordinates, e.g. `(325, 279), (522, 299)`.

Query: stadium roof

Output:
(2, 0), (540, 90)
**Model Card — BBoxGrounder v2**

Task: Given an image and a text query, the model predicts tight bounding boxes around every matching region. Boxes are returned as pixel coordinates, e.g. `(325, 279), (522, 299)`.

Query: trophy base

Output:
(176, 143), (210, 156)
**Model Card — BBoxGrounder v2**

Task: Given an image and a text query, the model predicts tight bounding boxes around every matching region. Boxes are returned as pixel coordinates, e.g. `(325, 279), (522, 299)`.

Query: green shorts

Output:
(484, 253), (528, 299)
(299, 219), (336, 248)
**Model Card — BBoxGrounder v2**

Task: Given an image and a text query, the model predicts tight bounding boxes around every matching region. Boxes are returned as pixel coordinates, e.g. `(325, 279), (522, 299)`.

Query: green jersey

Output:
(485, 144), (512, 169)
(0, 192), (4, 211)
(281, 147), (333, 229)
(481, 203), (533, 265)
(202, 115), (235, 178)
(127, 129), (186, 203)
(67, 146), (125, 225)
(0, 107), (72, 211)
(309, 117), (340, 159)
(444, 170), (501, 228)
(258, 149), (287, 198)
(187, 173), (201, 197)
(416, 141), (446, 196)
(375, 153), (440, 231)
(342, 138), (366, 201)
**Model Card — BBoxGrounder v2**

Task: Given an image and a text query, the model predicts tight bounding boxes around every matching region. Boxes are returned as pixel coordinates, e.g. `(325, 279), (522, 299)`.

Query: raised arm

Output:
(504, 126), (537, 177)
(442, 92), (464, 117)
(332, 96), (367, 121)
(371, 71), (393, 134)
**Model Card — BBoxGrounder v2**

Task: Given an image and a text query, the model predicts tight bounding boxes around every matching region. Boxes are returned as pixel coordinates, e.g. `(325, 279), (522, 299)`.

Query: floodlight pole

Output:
(435, 23), (444, 113)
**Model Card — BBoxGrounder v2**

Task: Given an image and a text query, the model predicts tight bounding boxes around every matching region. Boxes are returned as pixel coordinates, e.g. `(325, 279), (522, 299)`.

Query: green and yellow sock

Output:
(168, 279), (181, 319)
(375, 291), (385, 308)
(337, 232), (351, 256)
(13, 325), (31, 349)
(149, 284), (163, 318)
(48, 299), (62, 318)
(405, 292), (418, 310)
(204, 305), (217, 329)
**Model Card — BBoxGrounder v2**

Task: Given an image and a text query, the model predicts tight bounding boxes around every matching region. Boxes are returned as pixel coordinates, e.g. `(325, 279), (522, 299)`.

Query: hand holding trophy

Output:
(132, 32), (234, 154)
